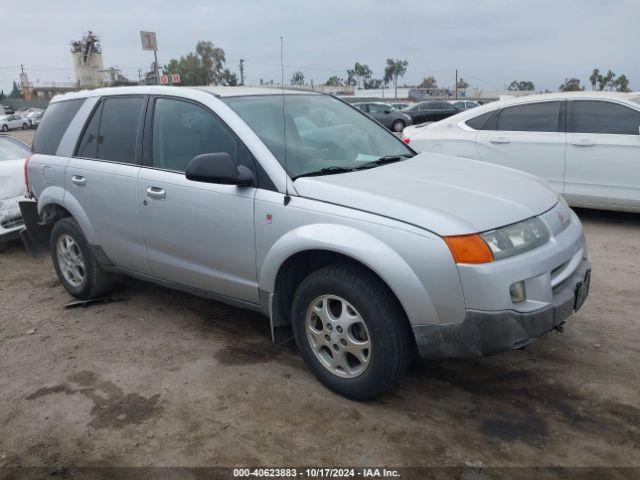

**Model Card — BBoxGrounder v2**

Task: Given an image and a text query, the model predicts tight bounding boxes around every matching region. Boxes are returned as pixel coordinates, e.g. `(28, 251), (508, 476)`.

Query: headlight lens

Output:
(481, 217), (549, 260)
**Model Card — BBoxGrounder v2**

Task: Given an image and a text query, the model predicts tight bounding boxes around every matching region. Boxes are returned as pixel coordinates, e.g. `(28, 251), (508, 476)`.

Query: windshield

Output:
(223, 94), (413, 179)
(0, 136), (30, 160)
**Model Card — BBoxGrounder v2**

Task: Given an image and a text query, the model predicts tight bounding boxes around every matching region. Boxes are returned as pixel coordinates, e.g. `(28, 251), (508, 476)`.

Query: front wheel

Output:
(22, 123), (28, 130)
(51, 218), (114, 299)
(291, 264), (411, 400)
(1, 125), (8, 132)
(391, 119), (406, 132)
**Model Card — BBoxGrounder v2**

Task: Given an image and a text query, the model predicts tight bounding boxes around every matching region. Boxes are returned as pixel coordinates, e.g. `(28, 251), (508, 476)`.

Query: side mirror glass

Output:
(384, 110), (391, 114)
(185, 153), (254, 186)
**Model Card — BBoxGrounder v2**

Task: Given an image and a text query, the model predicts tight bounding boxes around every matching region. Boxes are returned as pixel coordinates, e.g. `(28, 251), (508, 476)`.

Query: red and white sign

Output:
(171, 73), (181, 84)
(140, 31), (158, 51)
(159, 74), (169, 85)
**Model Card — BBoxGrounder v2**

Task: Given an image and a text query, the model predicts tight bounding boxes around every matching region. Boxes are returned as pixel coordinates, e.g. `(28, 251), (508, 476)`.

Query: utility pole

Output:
(138, 69), (143, 84)
(239, 59), (245, 86)
(455, 69), (458, 99)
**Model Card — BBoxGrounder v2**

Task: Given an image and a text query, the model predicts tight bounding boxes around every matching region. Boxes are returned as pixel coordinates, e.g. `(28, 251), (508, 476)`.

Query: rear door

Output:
(565, 99), (640, 210)
(137, 96), (259, 302)
(475, 101), (566, 192)
(67, 95), (150, 273)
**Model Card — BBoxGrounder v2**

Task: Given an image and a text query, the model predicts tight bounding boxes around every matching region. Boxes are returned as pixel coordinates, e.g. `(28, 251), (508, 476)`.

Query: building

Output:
(71, 31), (104, 89)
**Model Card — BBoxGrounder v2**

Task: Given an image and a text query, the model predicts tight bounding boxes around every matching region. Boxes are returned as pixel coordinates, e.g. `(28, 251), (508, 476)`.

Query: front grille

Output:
(1, 216), (23, 230)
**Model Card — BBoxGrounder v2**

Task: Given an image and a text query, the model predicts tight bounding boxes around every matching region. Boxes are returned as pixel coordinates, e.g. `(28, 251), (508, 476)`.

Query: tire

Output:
(391, 120), (406, 132)
(291, 264), (411, 400)
(1, 125), (7, 132)
(50, 218), (114, 299)
(22, 123), (28, 130)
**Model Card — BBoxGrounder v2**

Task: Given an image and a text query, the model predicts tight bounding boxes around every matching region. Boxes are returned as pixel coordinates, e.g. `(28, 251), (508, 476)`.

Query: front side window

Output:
(223, 94), (412, 179)
(490, 101), (561, 132)
(32, 99), (85, 155)
(568, 100), (640, 135)
(76, 96), (145, 163)
(152, 97), (241, 173)
(368, 104), (388, 113)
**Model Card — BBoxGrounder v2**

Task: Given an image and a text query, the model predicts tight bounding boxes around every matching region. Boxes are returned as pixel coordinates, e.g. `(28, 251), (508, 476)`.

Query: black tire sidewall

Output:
(50, 218), (97, 299)
(392, 120), (405, 132)
(291, 266), (406, 400)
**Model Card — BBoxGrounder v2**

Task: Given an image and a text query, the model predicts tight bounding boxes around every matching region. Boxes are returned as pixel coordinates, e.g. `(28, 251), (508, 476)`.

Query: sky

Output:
(1, 0), (639, 94)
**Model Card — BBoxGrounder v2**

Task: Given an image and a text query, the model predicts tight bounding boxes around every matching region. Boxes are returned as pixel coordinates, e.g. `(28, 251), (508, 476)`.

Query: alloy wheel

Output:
(57, 234), (86, 287)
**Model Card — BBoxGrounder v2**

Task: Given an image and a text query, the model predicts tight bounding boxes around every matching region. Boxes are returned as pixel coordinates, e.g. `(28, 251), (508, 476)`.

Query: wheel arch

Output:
(260, 224), (438, 339)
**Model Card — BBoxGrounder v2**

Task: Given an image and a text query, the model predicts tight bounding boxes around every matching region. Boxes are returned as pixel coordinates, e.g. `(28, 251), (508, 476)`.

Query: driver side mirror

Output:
(185, 153), (254, 186)
(384, 110), (391, 114)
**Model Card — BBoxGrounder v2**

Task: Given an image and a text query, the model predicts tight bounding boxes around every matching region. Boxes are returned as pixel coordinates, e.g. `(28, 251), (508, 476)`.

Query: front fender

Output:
(259, 223), (439, 326)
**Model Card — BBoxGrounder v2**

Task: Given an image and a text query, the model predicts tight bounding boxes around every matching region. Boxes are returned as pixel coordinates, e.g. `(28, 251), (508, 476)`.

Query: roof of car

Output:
(50, 85), (318, 103)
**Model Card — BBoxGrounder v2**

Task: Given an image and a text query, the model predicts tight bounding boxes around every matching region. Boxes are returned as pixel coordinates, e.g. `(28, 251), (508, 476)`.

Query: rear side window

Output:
(465, 111), (493, 130)
(76, 96), (145, 163)
(568, 100), (640, 135)
(32, 99), (85, 155)
(485, 101), (561, 132)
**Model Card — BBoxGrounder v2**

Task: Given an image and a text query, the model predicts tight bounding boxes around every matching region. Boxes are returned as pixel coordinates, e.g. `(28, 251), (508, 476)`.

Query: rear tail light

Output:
(402, 137), (411, 144)
(24, 153), (32, 194)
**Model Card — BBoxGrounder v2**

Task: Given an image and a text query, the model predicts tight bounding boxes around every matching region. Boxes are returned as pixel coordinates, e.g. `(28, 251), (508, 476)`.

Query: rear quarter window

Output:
(32, 99), (85, 155)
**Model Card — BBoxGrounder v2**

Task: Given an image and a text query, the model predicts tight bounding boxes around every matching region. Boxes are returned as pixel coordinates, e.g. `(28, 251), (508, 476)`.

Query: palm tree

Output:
(589, 69), (600, 91)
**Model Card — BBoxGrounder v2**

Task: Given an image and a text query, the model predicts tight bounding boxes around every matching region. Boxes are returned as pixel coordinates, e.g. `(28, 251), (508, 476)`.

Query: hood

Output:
(293, 153), (558, 236)
(0, 159), (26, 201)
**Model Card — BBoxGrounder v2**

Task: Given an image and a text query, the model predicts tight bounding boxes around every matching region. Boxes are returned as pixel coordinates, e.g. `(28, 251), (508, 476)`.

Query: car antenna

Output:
(281, 35), (291, 206)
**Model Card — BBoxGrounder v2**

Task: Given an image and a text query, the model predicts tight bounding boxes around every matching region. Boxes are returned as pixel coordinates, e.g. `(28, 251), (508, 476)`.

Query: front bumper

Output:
(0, 196), (25, 243)
(413, 258), (590, 358)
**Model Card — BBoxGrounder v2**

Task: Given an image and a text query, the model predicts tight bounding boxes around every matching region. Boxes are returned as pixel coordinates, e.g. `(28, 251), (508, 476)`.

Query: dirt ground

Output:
(0, 130), (639, 472)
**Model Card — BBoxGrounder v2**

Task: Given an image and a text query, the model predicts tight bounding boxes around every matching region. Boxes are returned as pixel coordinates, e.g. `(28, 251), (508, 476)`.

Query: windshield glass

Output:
(223, 94), (413, 179)
(0, 136), (30, 160)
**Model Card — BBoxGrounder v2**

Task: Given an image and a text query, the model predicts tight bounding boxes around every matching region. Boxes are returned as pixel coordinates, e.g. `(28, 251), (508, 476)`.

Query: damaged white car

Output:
(0, 135), (30, 251)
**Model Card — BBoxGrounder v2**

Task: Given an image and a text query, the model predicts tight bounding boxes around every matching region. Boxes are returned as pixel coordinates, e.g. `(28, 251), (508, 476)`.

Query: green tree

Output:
(559, 78), (584, 91)
(325, 76), (343, 86)
(364, 78), (383, 89)
(0, 90), (5, 101)
(290, 70), (305, 86)
(602, 70), (616, 91)
(9, 80), (21, 98)
(507, 80), (535, 91)
(419, 76), (438, 89)
(456, 78), (469, 89)
(346, 63), (373, 89)
(383, 59), (409, 99)
(163, 41), (236, 86)
(589, 68), (600, 90)
(614, 74), (630, 92)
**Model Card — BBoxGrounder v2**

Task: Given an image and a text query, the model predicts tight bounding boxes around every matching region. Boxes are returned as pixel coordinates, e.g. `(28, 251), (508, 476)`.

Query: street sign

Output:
(171, 73), (181, 84)
(159, 74), (169, 85)
(140, 31), (158, 51)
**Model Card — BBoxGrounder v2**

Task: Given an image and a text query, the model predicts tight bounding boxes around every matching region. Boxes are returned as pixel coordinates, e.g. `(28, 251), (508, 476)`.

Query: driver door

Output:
(137, 96), (259, 303)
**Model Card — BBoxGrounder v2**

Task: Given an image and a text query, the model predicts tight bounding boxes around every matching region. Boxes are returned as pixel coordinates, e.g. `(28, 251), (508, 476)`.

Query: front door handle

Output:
(146, 186), (166, 199)
(571, 139), (596, 147)
(489, 137), (511, 144)
(71, 175), (86, 186)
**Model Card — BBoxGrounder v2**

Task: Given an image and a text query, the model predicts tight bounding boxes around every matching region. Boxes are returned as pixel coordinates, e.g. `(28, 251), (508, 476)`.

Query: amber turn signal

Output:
(444, 234), (494, 264)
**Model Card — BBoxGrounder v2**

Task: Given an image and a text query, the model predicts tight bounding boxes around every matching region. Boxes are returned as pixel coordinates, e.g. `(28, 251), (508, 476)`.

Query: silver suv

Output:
(21, 86), (590, 399)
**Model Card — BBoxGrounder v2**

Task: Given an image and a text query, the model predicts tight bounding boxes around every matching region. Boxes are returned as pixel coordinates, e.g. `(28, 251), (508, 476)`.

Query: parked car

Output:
(449, 100), (480, 110)
(0, 114), (30, 131)
(1, 105), (15, 114)
(22, 86), (589, 399)
(353, 102), (413, 132)
(27, 110), (44, 128)
(401, 100), (459, 125)
(0, 135), (30, 251)
(389, 102), (413, 110)
(404, 92), (640, 212)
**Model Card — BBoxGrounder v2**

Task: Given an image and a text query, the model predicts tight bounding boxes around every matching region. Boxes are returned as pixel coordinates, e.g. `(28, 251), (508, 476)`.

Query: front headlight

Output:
(481, 217), (549, 261)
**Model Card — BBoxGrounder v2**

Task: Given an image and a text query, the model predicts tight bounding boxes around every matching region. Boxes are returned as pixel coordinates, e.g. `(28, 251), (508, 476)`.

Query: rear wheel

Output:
(22, 123), (28, 130)
(51, 218), (113, 299)
(1, 125), (7, 132)
(391, 119), (406, 132)
(291, 264), (410, 400)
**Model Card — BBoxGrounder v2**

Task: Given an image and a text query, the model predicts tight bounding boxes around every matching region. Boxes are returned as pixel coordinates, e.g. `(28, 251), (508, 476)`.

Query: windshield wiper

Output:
(354, 154), (415, 170)
(292, 165), (355, 180)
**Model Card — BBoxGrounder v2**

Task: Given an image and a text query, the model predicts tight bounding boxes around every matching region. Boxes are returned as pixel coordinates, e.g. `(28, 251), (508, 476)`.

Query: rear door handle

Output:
(489, 137), (511, 144)
(146, 186), (166, 199)
(571, 139), (596, 147)
(71, 175), (86, 186)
